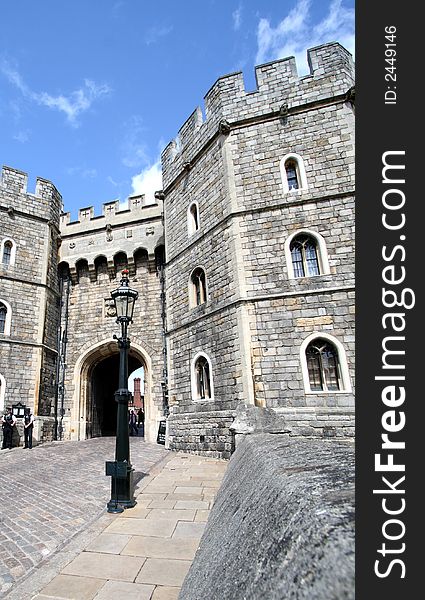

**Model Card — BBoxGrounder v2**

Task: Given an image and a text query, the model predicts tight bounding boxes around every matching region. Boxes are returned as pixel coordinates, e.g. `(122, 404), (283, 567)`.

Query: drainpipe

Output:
(57, 276), (70, 441)
(159, 263), (169, 418)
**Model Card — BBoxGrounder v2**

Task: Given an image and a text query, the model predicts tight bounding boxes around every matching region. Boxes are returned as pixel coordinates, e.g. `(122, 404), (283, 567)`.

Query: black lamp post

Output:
(106, 269), (139, 513)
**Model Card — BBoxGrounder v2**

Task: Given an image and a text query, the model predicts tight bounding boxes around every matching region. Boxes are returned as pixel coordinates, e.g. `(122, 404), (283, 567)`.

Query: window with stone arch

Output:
(189, 267), (208, 307)
(0, 299), (12, 336)
(1, 238), (17, 267)
(280, 153), (308, 194)
(284, 229), (330, 279)
(191, 352), (214, 401)
(300, 333), (351, 394)
(187, 201), (200, 237)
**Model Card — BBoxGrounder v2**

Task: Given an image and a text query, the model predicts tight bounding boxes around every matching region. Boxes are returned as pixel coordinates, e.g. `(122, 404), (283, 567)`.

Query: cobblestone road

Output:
(0, 437), (168, 598)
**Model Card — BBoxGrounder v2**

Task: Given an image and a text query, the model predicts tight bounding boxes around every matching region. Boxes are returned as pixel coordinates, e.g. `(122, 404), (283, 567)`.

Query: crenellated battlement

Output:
(161, 42), (354, 188)
(0, 165), (63, 223)
(60, 192), (162, 232)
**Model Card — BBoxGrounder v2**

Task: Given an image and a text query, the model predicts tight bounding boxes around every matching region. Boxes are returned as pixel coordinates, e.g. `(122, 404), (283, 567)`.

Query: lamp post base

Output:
(107, 466), (136, 512)
(107, 502), (125, 514)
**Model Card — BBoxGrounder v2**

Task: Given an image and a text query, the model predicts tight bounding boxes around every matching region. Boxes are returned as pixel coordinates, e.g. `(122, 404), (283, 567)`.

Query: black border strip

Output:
(356, 2), (421, 596)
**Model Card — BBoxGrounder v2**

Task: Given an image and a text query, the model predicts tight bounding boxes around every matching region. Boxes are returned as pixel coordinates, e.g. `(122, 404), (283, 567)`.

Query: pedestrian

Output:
(1, 407), (17, 450)
(128, 409), (138, 436)
(23, 407), (34, 449)
(137, 407), (145, 437)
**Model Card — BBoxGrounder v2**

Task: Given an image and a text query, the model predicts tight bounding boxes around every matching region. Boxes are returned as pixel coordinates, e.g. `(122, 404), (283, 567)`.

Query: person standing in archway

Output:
(137, 407), (145, 437)
(128, 409), (138, 436)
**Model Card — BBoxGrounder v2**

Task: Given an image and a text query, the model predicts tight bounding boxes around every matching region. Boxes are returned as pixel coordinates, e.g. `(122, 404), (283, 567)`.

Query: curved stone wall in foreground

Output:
(180, 433), (355, 600)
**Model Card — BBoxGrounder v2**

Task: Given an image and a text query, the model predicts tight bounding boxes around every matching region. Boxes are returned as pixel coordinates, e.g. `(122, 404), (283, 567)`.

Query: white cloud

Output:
(120, 115), (151, 168)
(255, 0), (354, 75)
(13, 130), (30, 143)
(232, 5), (242, 31)
(66, 166), (98, 179)
(37, 80), (110, 125)
(131, 161), (162, 204)
(144, 25), (173, 45)
(0, 58), (111, 126)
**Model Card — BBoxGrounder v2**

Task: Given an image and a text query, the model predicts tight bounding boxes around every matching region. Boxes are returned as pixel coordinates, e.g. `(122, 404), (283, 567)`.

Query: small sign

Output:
(12, 402), (26, 417)
(105, 461), (128, 478)
(157, 420), (166, 445)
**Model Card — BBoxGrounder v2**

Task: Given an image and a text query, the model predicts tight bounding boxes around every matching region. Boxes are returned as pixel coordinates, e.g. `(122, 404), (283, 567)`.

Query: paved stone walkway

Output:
(0, 440), (228, 600)
(0, 437), (168, 598)
(32, 452), (226, 600)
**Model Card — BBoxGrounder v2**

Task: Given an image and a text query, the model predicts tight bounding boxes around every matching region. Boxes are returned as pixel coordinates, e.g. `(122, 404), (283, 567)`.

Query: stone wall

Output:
(0, 166), (62, 416)
(1, 41), (355, 453)
(163, 42), (355, 456)
(179, 433), (355, 600)
(58, 198), (165, 443)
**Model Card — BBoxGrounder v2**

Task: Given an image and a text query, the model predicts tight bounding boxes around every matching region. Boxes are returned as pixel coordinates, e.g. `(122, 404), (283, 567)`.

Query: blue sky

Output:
(0, 0), (354, 220)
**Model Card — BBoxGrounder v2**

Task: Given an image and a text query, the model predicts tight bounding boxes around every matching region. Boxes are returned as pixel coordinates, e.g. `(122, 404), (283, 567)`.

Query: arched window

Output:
(76, 259), (89, 283)
(300, 333), (351, 393)
(134, 248), (148, 272)
(191, 353), (214, 401)
(290, 235), (320, 277)
(188, 202), (200, 236)
(306, 339), (340, 391)
(285, 160), (299, 190)
(1, 239), (16, 266)
(190, 267), (207, 306)
(0, 300), (11, 336)
(114, 252), (128, 275)
(94, 256), (108, 281)
(58, 261), (71, 280)
(0, 303), (6, 334)
(280, 153), (308, 194)
(285, 230), (330, 279)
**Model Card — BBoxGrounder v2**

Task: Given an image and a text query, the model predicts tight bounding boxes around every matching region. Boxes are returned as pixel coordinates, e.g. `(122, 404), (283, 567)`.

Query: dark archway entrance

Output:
(90, 353), (144, 437)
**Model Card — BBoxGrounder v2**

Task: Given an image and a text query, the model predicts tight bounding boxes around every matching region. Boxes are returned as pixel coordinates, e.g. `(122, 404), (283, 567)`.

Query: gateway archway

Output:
(90, 353), (144, 436)
(72, 340), (154, 441)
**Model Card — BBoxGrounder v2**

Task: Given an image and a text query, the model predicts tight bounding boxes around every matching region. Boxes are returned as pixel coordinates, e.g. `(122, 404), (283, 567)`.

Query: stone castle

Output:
(0, 42), (355, 457)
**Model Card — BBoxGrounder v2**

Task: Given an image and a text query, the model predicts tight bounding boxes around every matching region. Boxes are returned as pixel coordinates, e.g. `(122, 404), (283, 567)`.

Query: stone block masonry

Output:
(163, 42), (355, 455)
(0, 166), (62, 422)
(1, 42), (355, 455)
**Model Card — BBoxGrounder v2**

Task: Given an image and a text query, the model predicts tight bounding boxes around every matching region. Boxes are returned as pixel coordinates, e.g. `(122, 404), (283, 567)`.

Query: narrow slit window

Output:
(285, 160), (299, 190)
(2, 241), (12, 265)
(189, 203), (199, 234)
(195, 356), (211, 400)
(191, 268), (207, 306)
(0, 303), (7, 334)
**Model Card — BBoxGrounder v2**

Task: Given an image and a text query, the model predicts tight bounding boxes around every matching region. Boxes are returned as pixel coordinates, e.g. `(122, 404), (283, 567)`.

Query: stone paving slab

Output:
(136, 558), (192, 587)
(62, 552), (145, 581)
(30, 450), (228, 600)
(93, 580), (155, 600)
(34, 574), (105, 599)
(0, 437), (168, 598)
(121, 536), (199, 560)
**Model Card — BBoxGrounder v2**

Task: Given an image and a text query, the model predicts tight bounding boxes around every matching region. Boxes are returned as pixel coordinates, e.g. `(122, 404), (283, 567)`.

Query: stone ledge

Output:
(179, 433), (354, 600)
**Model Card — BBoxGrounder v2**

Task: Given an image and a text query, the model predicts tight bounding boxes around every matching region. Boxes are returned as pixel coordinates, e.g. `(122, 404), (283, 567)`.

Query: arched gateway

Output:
(69, 340), (160, 444)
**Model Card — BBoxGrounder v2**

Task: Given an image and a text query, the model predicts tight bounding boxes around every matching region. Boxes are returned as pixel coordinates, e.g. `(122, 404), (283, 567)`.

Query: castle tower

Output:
(58, 194), (165, 443)
(0, 166), (63, 441)
(162, 43), (355, 457)
(133, 377), (142, 409)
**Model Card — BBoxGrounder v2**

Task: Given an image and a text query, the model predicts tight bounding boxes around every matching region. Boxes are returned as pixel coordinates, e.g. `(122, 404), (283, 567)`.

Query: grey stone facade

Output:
(1, 42), (355, 454)
(0, 167), (62, 442)
(57, 196), (165, 443)
(164, 42), (355, 457)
